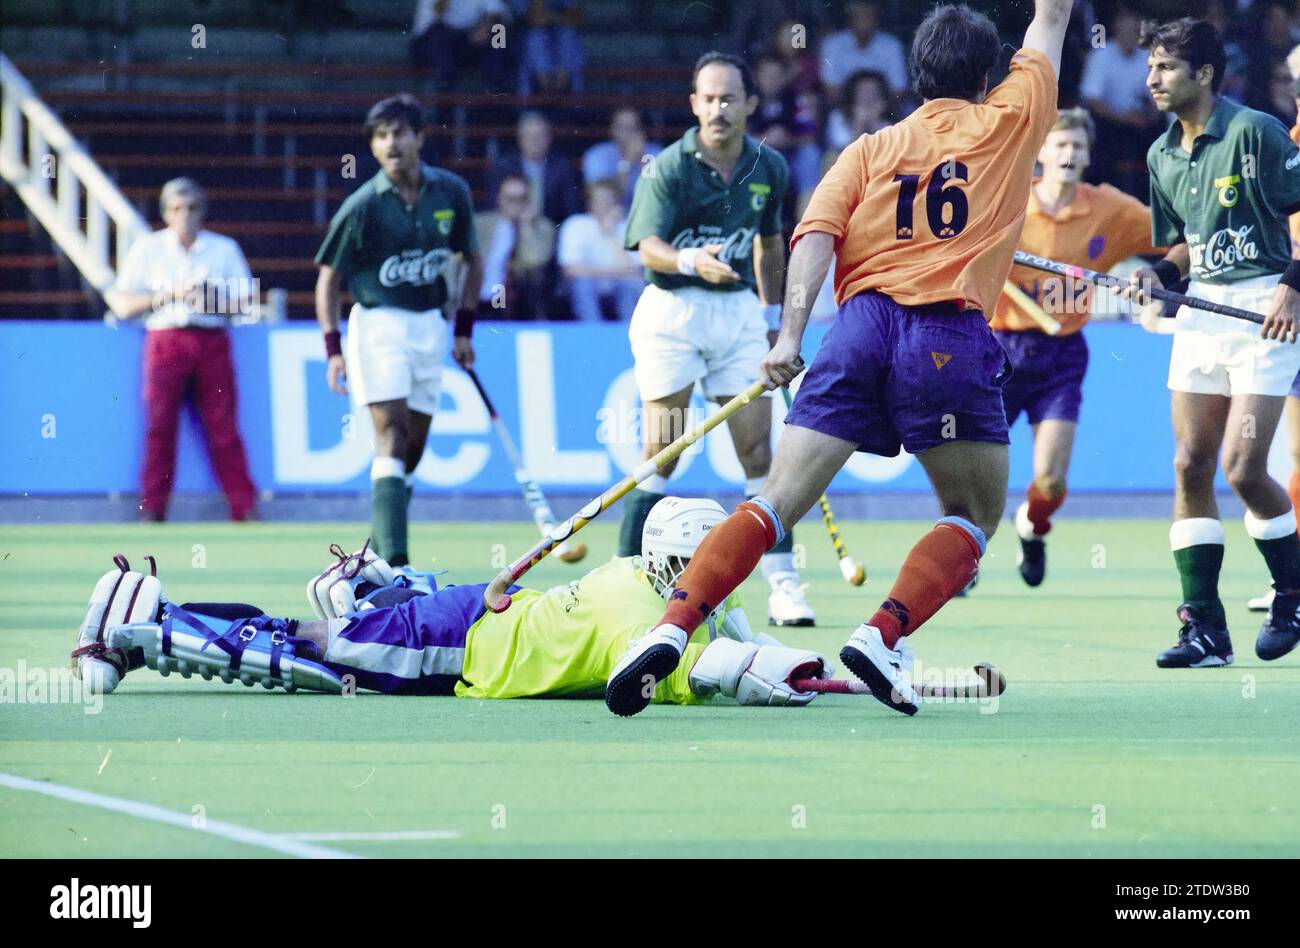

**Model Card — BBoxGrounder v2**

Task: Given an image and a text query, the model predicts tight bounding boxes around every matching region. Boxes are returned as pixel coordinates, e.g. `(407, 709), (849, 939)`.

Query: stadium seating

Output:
(0, 0), (714, 319)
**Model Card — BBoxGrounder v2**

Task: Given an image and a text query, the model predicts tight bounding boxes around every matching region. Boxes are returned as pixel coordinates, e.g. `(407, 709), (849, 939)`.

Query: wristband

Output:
(676, 247), (700, 277)
(324, 330), (342, 358)
(762, 303), (782, 331)
(454, 307), (475, 338)
(1281, 260), (1300, 292)
(1152, 259), (1181, 289)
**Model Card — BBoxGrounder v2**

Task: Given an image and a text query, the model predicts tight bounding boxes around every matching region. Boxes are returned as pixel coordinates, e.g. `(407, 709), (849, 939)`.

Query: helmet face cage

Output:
(646, 552), (722, 623)
(646, 552), (690, 601)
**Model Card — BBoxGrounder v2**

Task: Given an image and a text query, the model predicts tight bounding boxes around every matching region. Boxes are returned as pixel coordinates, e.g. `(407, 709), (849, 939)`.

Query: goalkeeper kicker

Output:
(70, 498), (832, 707)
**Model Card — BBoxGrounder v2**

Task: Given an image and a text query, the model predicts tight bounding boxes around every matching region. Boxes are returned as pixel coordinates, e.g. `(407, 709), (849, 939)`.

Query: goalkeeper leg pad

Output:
(113, 603), (345, 694)
(72, 555), (163, 694)
(688, 638), (833, 706)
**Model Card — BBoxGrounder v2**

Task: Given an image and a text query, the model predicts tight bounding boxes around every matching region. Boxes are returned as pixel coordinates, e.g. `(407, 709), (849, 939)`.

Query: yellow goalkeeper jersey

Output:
(455, 557), (743, 703)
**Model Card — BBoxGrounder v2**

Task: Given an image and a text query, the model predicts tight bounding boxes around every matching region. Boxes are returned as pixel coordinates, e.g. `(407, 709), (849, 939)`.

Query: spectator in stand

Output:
(516, 0), (586, 93)
(409, 0), (517, 92)
(106, 178), (258, 523)
(1204, 0), (1252, 102)
(581, 107), (662, 211)
(557, 178), (643, 322)
(488, 110), (582, 225)
(825, 68), (893, 153)
(769, 18), (821, 95)
(1078, 4), (1160, 195)
(1245, 0), (1300, 113)
(475, 173), (556, 320)
(818, 0), (908, 95)
(753, 52), (823, 214)
(1264, 58), (1300, 124)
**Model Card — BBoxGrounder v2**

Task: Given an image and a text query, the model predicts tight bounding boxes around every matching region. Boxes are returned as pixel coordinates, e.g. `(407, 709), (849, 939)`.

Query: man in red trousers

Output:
(108, 177), (258, 522)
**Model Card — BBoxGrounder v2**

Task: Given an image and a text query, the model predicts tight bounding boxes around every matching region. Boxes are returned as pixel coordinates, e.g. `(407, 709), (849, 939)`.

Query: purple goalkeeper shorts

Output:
(785, 290), (1012, 456)
(996, 329), (1089, 426)
(322, 582), (509, 695)
(1290, 367), (1300, 399)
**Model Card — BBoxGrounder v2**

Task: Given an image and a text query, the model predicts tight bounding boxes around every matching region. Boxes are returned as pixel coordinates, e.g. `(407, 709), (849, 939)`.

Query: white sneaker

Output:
(605, 624), (688, 717)
(1247, 588), (1275, 612)
(838, 624), (920, 715)
(768, 572), (816, 627)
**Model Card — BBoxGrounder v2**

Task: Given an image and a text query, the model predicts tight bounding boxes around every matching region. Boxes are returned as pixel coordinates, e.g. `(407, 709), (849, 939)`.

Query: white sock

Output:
(762, 553), (796, 582)
(371, 456), (404, 481)
(640, 474), (667, 494)
(1169, 517), (1225, 550)
(1243, 508), (1297, 540)
(1014, 502), (1036, 541)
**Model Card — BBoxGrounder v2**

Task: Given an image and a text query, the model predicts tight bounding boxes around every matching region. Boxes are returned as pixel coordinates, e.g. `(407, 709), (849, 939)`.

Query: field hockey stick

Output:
(1003, 279), (1062, 335)
(1012, 250), (1267, 326)
(483, 378), (772, 613)
(791, 663), (1006, 700)
(779, 386), (865, 586)
(466, 368), (587, 564)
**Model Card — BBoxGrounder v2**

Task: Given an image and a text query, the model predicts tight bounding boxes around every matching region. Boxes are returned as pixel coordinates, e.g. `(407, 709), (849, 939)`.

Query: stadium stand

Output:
(0, 1), (1291, 320)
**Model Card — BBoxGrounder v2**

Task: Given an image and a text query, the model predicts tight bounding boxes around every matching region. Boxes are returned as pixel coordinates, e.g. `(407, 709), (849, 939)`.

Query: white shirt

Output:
(557, 213), (637, 272)
(1080, 43), (1151, 114)
(819, 29), (909, 93)
(480, 216), (516, 302)
(824, 110), (892, 152)
(114, 228), (253, 330)
(412, 0), (508, 36)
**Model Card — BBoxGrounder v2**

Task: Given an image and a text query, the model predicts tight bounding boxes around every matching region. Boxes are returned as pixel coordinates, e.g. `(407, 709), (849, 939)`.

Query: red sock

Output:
(869, 522), (981, 648)
(1289, 471), (1300, 536)
(1026, 482), (1066, 536)
(659, 501), (776, 632)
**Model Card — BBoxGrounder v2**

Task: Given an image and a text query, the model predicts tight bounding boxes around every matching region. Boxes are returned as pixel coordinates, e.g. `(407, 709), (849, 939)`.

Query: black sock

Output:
(618, 488), (664, 558)
(1254, 533), (1300, 594)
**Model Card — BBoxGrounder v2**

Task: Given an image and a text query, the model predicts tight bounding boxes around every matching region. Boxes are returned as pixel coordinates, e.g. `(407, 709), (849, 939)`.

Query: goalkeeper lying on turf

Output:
(70, 498), (832, 706)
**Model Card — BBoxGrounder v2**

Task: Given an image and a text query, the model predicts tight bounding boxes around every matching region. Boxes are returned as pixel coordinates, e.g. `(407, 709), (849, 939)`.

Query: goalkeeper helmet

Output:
(641, 497), (727, 601)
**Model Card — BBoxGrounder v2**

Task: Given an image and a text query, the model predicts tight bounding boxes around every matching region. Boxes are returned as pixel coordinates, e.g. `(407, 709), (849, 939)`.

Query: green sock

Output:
(618, 488), (664, 558)
(372, 476), (409, 567)
(1254, 534), (1300, 593)
(1173, 543), (1225, 625)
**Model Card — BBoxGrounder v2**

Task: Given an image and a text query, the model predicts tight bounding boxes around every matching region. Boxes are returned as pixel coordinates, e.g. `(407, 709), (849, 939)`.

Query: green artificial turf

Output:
(1, 517), (1298, 857)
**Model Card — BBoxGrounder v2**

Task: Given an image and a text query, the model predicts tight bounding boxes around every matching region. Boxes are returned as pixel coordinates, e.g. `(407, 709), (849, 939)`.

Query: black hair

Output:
(909, 4), (1000, 102)
(1139, 18), (1227, 93)
(692, 51), (756, 98)
(364, 94), (424, 139)
(840, 68), (892, 115)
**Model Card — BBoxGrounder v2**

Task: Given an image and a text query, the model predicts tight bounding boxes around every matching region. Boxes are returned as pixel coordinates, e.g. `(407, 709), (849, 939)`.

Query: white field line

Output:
(279, 830), (460, 842)
(0, 772), (358, 859)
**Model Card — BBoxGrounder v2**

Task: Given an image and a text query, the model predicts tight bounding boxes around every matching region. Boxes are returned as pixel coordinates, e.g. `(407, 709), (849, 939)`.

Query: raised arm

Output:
(1021, 0), (1073, 77)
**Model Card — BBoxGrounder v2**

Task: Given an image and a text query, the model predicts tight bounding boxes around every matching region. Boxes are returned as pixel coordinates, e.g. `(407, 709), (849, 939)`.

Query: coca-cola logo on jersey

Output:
(670, 226), (758, 264)
(378, 248), (452, 287)
(1188, 225), (1258, 275)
